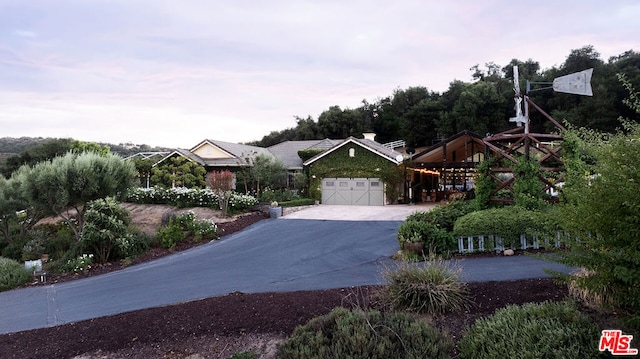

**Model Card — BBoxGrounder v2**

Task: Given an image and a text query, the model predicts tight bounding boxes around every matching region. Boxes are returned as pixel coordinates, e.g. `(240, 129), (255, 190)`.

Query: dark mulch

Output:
(0, 279), (568, 359)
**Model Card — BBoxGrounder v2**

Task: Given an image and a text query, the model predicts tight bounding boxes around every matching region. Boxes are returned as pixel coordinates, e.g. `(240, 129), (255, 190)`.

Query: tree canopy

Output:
(249, 46), (640, 148)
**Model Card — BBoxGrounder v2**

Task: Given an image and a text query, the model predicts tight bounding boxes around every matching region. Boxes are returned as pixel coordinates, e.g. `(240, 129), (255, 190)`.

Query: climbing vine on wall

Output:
(307, 145), (402, 202)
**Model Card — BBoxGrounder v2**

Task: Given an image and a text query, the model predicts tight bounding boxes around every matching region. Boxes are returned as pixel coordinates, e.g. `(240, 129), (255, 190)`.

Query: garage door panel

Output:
(321, 180), (337, 204)
(352, 179), (369, 205)
(321, 178), (383, 206)
(369, 179), (384, 206)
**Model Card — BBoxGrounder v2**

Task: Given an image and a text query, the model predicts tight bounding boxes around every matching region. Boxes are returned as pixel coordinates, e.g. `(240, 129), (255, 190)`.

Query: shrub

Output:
(458, 301), (601, 359)
(126, 186), (258, 211)
(21, 230), (46, 261)
(397, 220), (455, 255)
(157, 211), (219, 248)
(452, 207), (557, 248)
(114, 230), (151, 259)
(552, 121), (640, 327)
(81, 197), (132, 263)
(230, 352), (259, 359)
(399, 200), (474, 255)
(380, 258), (470, 314)
(0, 257), (32, 291)
(406, 200), (474, 232)
(42, 223), (76, 261)
(277, 307), (452, 359)
(1, 240), (25, 261)
(278, 198), (316, 207)
(157, 220), (186, 249)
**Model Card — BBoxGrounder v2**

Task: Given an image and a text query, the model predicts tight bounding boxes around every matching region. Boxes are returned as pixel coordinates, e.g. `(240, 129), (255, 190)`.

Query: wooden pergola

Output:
(482, 97), (566, 203)
(409, 131), (486, 202)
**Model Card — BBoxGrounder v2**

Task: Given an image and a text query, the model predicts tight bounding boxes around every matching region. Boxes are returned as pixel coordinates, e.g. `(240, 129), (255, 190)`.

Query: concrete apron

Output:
(281, 203), (436, 221)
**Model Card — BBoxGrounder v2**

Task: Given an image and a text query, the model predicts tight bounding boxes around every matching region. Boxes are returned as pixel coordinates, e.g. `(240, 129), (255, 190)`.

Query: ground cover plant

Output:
(0, 256), (31, 291)
(458, 301), (602, 359)
(276, 307), (452, 359)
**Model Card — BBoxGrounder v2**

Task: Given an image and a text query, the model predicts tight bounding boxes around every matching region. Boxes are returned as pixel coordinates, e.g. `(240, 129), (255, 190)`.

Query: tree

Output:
(250, 154), (286, 194)
(151, 156), (206, 188)
(21, 152), (137, 240)
(553, 79), (640, 326)
(0, 167), (49, 245)
(206, 170), (235, 217)
(1, 138), (74, 178)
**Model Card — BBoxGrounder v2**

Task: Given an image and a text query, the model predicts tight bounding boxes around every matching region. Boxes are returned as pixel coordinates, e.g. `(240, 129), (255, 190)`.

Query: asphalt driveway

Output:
(0, 204), (570, 334)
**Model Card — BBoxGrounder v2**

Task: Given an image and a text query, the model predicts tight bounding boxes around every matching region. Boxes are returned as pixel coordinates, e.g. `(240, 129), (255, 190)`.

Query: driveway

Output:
(0, 204), (570, 334)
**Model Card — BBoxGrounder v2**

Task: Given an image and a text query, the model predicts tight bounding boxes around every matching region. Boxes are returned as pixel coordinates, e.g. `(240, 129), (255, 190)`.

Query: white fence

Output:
(457, 232), (564, 253)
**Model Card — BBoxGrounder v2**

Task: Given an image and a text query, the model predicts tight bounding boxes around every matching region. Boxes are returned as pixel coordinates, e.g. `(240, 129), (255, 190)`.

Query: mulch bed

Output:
(0, 279), (568, 359)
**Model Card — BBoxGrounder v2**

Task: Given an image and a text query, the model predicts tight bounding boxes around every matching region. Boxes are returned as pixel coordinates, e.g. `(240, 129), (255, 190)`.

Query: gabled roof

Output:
(411, 130), (484, 164)
(303, 137), (404, 166)
(190, 139), (274, 167)
(153, 149), (205, 167)
(267, 139), (341, 169)
(192, 139), (271, 158)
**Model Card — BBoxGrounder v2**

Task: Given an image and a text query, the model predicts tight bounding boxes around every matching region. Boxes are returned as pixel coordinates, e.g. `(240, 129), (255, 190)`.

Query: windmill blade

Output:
(553, 68), (593, 96)
(513, 65), (521, 97)
(509, 65), (527, 127)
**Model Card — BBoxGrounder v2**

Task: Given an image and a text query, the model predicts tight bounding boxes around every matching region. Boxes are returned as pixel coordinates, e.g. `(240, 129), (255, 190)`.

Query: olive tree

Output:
(0, 168), (46, 244)
(21, 152), (137, 240)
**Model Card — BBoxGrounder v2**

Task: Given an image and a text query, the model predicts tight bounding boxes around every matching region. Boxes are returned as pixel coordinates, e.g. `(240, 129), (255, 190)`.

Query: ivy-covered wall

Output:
(307, 144), (403, 202)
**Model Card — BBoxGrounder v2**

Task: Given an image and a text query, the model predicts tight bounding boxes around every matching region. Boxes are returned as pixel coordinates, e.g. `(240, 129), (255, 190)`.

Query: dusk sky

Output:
(1, 1), (638, 148)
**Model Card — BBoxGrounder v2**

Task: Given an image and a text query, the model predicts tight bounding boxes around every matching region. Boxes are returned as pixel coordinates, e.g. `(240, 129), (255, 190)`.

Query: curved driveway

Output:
(0, 204), (570, 334)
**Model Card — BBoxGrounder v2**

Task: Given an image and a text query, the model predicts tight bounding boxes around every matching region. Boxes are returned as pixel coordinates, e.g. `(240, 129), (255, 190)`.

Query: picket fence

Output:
(457, 231), (565, 253)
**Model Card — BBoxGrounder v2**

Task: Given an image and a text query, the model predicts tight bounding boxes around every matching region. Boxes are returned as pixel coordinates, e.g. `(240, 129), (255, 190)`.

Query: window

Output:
(349, 148), (355, 157)
(339, 182), (349, 187)
(371, 181), (380, 187)
(325, 181), (335, 187)
(356, 182), (365, 187)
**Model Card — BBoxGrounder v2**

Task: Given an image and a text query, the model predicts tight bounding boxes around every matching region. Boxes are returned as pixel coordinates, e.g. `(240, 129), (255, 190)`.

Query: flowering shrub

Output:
(158, 211), (220, 248)
(62, 254), (94, 273)
(126, 187), (257, 211)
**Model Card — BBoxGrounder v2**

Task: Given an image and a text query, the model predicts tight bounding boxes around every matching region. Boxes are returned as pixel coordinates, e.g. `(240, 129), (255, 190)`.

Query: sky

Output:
(1, 1), (638, 149)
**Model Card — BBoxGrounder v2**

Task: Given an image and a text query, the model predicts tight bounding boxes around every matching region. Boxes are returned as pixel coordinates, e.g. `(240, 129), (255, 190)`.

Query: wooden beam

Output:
(526, 97), (567, 131)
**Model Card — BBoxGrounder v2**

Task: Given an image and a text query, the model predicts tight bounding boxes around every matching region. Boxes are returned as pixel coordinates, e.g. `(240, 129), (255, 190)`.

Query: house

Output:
(303, 134), (404, 206)
(154, 138), (341, 190)
(152, 133), (406, 205)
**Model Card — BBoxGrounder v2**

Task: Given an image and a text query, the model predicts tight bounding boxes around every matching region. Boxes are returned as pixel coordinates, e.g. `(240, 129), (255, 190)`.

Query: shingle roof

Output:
(303, 137), (404, 166)
(267, 139), (340, 169)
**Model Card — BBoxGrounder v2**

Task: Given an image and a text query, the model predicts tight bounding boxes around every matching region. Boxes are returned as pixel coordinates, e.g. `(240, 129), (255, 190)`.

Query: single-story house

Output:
(152, 133), (408, 205)
(303, 134), (404, 206)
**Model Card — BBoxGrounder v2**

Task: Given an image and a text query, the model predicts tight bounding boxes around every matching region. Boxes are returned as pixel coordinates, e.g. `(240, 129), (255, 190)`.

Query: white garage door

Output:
(321, 178), (384, 206)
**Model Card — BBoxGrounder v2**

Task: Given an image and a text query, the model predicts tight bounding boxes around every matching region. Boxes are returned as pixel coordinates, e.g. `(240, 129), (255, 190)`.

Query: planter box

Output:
(24, 259), (42, 272)
(269, 207), (282, 219)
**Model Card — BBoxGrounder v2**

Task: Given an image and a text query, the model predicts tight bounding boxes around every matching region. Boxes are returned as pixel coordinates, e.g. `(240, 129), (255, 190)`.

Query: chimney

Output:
(363, 132), (376, 141)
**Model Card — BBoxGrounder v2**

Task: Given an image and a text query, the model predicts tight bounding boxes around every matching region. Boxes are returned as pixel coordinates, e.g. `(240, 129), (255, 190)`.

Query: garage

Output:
(321, 178), (384, 206)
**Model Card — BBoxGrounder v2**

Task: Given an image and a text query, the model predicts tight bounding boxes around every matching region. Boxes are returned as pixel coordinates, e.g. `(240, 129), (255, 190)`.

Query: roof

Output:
(303, 137), (404, 166)
(153, 149), (206, 167)
(411, 130), (485, 165)
(267, 139), (341, 169)
(192, 139), (274, 167)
